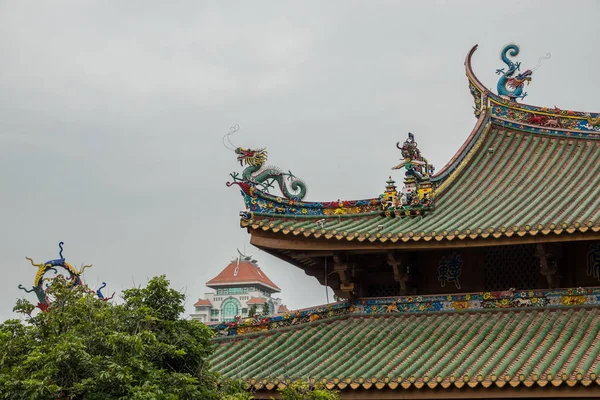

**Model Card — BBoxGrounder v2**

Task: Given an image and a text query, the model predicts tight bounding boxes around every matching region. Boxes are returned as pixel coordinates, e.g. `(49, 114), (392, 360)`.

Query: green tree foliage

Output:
(261, 302), (269, 316)
(0, 277), (339, 399)
(247, 304), (257, 317)
(218, 380), (254, 400)
(277, 381), (339, 400)
(0, 276), (222, 399)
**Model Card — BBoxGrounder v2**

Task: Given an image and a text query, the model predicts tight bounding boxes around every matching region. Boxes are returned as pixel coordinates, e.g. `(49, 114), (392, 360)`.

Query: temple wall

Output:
(358, 240), (600, 298)
(566, 240), (600, 288)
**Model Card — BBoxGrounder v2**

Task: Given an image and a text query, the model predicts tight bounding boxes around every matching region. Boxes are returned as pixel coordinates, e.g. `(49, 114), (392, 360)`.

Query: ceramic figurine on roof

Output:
(380, 176), (399, 211)
(383, 132), (434, 216)
(224, 125), (307, 200)
(495, 44), (550, 102)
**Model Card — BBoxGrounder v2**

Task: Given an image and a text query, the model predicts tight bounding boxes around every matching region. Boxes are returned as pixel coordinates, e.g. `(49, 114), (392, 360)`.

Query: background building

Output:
(190, 254), (287, 323)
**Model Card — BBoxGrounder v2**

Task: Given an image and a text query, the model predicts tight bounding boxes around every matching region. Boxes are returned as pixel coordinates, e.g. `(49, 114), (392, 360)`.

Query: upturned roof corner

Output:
(225, 44), (600, 250)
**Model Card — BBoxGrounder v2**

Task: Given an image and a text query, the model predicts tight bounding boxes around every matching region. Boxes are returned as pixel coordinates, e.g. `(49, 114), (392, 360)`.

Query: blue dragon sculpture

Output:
(18, 242), (100, 312)
(495, 44), (532, 101)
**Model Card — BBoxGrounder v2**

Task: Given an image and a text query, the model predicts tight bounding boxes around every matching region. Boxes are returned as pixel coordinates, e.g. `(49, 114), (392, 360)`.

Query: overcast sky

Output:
(1, 1), (599, 321)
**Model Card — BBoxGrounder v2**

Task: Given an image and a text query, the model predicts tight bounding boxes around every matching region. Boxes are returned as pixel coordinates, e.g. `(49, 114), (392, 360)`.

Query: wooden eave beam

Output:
(249, 229), (600, 252)
(252, 384), (600, 399)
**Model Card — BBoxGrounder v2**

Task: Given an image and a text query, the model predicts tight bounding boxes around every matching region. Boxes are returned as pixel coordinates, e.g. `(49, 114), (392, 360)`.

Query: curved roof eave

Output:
(433, 43), (600, 193)
(431, 45), (490, 186)
(231, 45), (600, 247)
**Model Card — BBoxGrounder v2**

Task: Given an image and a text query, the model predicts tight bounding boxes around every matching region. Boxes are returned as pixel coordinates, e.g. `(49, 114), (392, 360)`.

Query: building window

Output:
(221, 297), (242, 322)
(242, 308), (248, 315)
(484, 244), (538, 291)
(211, 310), (219, 316)
(243, 287), (248, 294)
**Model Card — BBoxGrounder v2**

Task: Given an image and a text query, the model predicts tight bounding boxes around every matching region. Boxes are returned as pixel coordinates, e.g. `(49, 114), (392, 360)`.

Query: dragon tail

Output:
(500, 44), (520, 68)
(277, 175), (308, 200)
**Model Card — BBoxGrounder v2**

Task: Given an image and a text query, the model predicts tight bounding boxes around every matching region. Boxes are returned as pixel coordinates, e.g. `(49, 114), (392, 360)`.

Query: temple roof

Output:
(212, 306), (600, 393)
(206, 260), (280, 293)
(227, 45), (600, 251)
(241, 126), (600, 247)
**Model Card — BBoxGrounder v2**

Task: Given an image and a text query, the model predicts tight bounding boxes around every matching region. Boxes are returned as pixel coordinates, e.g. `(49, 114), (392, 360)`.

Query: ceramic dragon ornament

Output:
(224, 125), (308, 200)
(18, 242), (111, 312)
(495, 44), (550, 102)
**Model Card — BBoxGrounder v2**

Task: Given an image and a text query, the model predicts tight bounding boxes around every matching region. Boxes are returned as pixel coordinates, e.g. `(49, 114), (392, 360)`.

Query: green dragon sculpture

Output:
(230, 147), (308, 200)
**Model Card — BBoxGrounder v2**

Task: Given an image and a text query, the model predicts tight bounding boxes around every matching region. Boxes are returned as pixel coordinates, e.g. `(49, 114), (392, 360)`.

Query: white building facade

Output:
(190, 256), (288, 323)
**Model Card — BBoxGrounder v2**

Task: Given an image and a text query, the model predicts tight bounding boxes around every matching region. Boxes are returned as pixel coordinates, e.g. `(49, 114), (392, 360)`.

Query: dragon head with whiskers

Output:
(235, 147), (268, 168)
(506, 69), (532, 90)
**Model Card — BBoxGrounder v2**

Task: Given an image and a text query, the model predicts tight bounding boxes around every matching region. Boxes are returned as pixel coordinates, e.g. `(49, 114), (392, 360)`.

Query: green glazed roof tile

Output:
(245, 128), (600, 243)
(212, 308), (600, 391)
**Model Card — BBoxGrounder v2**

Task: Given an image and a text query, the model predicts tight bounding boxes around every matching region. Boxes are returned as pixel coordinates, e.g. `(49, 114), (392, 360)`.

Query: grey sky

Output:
(1, 1), (599, 321)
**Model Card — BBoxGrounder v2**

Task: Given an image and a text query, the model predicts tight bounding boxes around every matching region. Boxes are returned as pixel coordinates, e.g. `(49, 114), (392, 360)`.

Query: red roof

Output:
(277, 304), (289, 313)
(246, 297), (267, 305)
(206, 260), (280, 292)
(193, 299), (212, 307)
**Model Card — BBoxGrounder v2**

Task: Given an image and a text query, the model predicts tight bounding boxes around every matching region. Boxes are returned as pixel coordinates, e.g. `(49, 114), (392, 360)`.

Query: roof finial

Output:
(495, 44), (550, 102)
(237, 248), (255, 263)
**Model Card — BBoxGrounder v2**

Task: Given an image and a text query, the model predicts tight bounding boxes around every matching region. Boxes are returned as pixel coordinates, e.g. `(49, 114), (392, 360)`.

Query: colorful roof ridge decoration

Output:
(466, 44), (600, 137)
(206, 253), (280, 292)
(210, 286), (600, 338)
(211, 306), (600, 392)
(194, 299), (212, 307)
(18, 242), (110, 312)
(224, 44), (600, 248)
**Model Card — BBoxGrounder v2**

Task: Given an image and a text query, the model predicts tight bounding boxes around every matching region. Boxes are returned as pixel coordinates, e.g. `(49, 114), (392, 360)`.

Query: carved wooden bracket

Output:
(333, 253), (357, 298)
(387, 251), (409, 295)
(535, 243), (561, 289)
